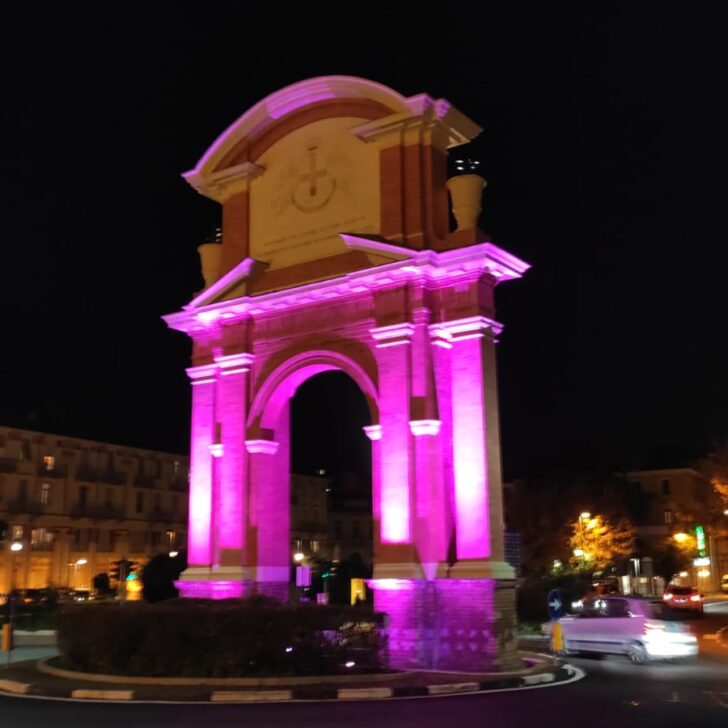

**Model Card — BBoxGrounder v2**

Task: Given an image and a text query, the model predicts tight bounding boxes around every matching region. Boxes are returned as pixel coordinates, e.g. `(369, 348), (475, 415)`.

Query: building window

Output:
(136, 491), (144, 513)
(21, 440), (31, 460)
(79, 485), (88, 508)
(43, 455), (55, 471)
(664, 509), (673, 524)
(661, 479), (670, 495)
(154, 493), (161, 511)
(166, 529), (176, 548)
(40, 482), (50, 505)
(311, 539), (319, 553)
(18, 480), (28, 506)
(31, 527), (53, 548)
(105, 488), (113, 508)
(173, 460), (181, 478)
(12, 525), (24, 540)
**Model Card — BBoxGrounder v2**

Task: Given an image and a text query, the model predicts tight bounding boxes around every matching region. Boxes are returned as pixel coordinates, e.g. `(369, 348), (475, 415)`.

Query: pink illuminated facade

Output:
(165, 77), (529, 670)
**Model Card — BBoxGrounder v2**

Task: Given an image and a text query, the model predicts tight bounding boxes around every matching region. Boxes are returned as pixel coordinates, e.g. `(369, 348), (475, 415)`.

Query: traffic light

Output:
(110, 561), (121, 582)
(125, 561), (139, 581)
(110, 559), (138, 583)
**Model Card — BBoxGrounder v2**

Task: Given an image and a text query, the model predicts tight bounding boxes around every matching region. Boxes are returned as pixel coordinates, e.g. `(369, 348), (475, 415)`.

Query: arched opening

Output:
(290, 371), (373, 604)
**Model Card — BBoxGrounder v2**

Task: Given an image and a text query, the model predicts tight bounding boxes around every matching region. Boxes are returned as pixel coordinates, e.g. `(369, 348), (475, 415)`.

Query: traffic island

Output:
(0, 652), (582, 702)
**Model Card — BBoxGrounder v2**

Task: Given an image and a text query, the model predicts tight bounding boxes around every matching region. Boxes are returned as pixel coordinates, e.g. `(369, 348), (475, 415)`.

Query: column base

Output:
(175, 565), (256, 600)
(448, 559), (515, 579)
(369, 577), (519, 672)
(371, 562), (425, 579)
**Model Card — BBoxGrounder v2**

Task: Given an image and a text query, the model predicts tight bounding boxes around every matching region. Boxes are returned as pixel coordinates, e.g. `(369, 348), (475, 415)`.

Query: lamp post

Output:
(73, 558), (87, 590)
(6, 541), (23, 664)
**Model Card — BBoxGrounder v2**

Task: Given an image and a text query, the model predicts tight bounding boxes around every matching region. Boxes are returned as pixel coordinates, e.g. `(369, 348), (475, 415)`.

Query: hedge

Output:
(55, 596), (386, 677)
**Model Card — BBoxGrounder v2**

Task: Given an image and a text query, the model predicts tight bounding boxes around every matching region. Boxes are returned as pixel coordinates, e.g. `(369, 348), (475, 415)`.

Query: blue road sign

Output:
(547, 589), (563, 620)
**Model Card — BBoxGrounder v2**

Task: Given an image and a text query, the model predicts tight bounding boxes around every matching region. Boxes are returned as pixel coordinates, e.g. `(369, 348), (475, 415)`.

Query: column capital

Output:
(245, 439), (279, 455)
(432, 316), (503, 343)
(370, 322), (415, 348)
(214, 351), (254, 375)
(209, 443), (224, 458)
(363, 424), (383, 441)
(409, 419), (441, 437)
(186, 363), (218, 384)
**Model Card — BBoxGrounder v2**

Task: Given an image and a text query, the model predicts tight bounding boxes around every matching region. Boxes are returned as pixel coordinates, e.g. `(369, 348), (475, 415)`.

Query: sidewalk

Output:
(0, 652), (581, 702)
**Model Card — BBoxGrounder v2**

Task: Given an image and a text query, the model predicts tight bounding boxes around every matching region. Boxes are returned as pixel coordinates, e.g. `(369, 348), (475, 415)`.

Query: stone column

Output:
(246, 403), (290, 601)
(362, 425), (382, 558)
(185, 364), (217, 568)
(214, 352), (253, 581)
(369, 322), (418, 577)
(439, 316), (511, 575)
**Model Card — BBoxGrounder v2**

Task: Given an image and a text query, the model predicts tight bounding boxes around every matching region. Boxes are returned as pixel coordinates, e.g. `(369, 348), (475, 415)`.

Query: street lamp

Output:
(293, 552), (305, 563)
(72, 558), (87, 589)
(169, 551), (179, 558)
(10, 542), (22, 553)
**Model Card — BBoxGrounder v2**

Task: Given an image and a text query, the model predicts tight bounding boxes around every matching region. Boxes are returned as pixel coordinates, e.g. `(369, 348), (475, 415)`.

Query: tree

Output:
(568, 514), (634, 572)
(92, 572), (112, 598)
(141, 551), (187, 603)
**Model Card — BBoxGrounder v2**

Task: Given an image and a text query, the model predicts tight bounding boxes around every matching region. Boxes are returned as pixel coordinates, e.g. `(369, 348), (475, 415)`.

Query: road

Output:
(1, 600), (726, 727)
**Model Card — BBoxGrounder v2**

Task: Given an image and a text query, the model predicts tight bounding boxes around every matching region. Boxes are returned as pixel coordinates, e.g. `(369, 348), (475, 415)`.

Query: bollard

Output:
(2, 622), (13, 654)
(551, 622), (563, 654)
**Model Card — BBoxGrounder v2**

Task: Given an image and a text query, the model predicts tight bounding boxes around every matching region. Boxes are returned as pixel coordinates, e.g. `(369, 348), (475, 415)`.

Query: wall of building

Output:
(0, 426), (188, 596)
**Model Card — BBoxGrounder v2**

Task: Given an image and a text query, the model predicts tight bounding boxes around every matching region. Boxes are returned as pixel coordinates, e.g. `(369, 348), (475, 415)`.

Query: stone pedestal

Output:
(370, 577), (519, 672)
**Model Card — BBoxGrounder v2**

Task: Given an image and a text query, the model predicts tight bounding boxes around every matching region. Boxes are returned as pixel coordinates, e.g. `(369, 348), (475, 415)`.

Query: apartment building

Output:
(0, 425), (188, 595)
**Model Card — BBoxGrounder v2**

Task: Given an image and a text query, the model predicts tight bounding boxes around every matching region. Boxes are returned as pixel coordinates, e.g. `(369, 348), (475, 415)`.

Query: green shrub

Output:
(55, 596), (386, 677)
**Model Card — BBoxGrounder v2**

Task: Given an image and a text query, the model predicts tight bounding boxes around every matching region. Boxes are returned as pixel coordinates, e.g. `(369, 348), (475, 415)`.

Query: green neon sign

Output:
(695, 525), (706, 554)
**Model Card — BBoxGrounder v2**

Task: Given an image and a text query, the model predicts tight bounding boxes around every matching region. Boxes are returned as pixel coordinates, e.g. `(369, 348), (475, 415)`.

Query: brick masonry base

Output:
(370, 578), (519, 672)
(175, 580), (288, 602)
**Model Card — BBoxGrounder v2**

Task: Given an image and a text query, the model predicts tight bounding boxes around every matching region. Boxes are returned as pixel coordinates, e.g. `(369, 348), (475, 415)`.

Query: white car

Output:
(558, 596), (698, 664)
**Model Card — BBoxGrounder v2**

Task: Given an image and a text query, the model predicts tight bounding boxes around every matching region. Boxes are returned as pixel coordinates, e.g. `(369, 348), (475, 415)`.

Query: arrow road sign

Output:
(547, 589), (563, 620)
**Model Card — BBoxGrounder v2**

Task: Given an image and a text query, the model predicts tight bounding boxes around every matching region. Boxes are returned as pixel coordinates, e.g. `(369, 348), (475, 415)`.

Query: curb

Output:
(0, 664), (582, 702)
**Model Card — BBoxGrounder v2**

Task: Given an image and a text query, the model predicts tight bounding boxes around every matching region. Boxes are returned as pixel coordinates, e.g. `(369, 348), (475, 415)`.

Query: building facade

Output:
(626, 468), (727, 591)
(290, 473), (329, 559)
(0, 425), (188, 597)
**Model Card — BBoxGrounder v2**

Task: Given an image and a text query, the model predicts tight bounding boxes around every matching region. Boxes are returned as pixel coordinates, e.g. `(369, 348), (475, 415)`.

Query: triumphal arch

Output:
(164, 76), (529, 671)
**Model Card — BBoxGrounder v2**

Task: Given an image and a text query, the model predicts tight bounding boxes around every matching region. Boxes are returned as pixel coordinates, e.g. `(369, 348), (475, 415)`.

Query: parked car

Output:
(662, 585), (704, 616)
(559, 596), (698, 664)
(721, 574), (728, 594)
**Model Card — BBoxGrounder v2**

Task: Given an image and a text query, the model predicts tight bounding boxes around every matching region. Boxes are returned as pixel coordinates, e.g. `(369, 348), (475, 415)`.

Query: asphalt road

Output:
(1, 601), (726, 728)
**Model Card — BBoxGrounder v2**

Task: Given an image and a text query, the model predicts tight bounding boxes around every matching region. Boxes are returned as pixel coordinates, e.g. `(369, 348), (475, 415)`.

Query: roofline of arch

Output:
(182, 75), (482, 200)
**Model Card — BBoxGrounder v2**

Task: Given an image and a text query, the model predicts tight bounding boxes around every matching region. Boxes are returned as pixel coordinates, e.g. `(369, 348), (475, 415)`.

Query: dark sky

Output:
(2, 3), (726, 482)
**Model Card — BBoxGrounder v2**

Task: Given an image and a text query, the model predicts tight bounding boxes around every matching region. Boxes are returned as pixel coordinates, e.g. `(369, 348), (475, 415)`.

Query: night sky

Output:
(2, 4), (726, 484)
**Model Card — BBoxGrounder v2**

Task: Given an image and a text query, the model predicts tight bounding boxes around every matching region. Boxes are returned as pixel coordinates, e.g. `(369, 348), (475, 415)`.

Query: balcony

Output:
(134, 473), (157, 488)
(101, 470), (127, 486)
(170, 476), (188, 493)
(149, 507), (175, 523)
(36, 464), (68, 479)
(1, 500), (42, 515)
(70, 505), (126, 520)
(0, 457), (18, 474)
(75, 466), (100, 482)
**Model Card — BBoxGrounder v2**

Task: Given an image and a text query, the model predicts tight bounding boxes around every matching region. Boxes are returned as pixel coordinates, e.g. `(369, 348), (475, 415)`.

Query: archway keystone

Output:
(164, 76), (529, 671)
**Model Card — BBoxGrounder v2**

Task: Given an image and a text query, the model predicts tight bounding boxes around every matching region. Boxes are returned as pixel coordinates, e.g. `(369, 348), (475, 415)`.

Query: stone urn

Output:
(446, 174), (487, 231)
(197, 242), (222, 288)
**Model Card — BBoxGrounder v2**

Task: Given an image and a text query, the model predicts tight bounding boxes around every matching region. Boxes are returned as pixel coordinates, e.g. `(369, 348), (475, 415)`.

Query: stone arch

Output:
(248, 349), (379, 437)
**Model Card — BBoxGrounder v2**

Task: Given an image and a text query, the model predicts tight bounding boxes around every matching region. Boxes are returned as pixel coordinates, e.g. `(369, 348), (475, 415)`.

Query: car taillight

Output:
(690, 594), (701, 602)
